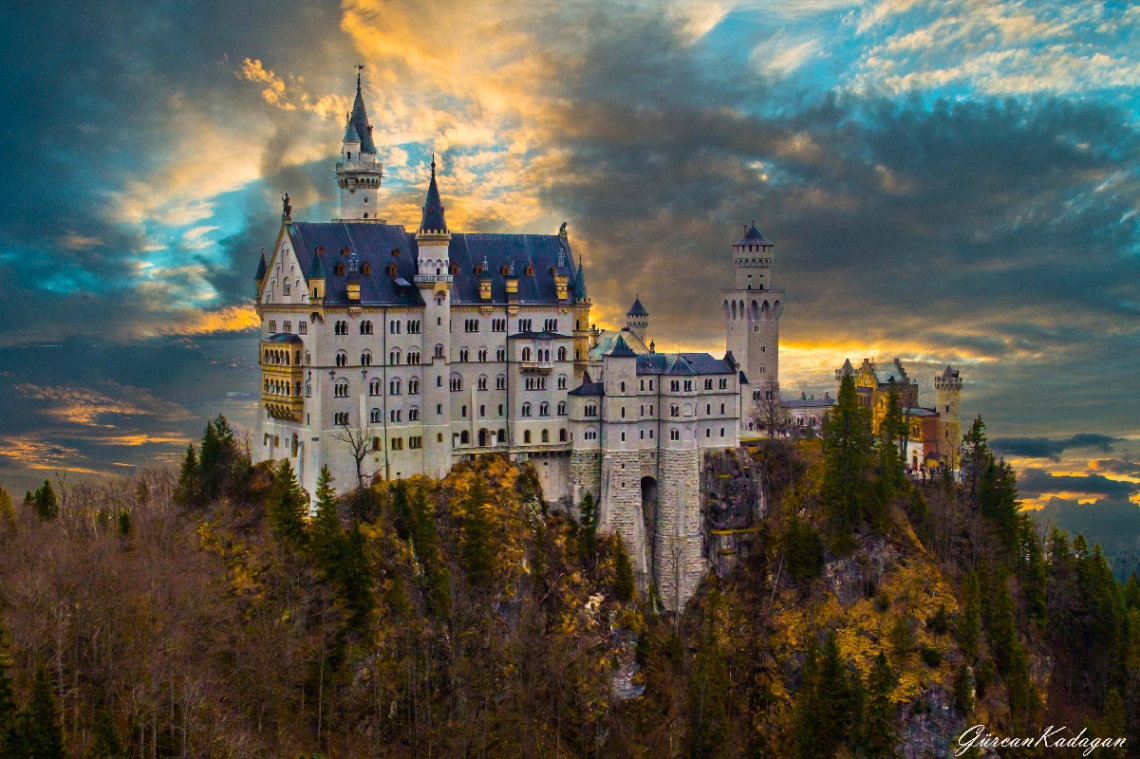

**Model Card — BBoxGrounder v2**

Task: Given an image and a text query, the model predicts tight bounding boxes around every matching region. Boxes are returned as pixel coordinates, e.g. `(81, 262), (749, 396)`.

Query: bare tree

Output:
(333, 422), (381, 487)
(750, 379), (787, 439)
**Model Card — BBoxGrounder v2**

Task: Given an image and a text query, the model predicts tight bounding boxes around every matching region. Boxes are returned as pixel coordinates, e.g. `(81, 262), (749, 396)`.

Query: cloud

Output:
(991, 433), (1119, 460)
(1031, 497), (1140, 554)
(1018, 468), (1140, 499)
(1089, 458), (1140, 478)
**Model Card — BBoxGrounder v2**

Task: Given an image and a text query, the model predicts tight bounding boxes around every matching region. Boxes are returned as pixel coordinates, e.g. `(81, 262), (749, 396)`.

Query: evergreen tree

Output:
(959, 416), (989, 510)
(816, 631), (853, 755)
(334, 522), (374, 629)
(876, 385), (906, 498)
(267, 460), (307, 549)
(783, 514), (824, 582)
(1094, 690), (1127, 759)
(1124, 572), (1140, 610)
(33, 481), (58, 521)
(687, 622), (729, 758)
(173, 444), (201, 510)
(612, 532), (636, 603)
(198, 420), (222, 501)
(461, 477), (494, 588)
(958, 571), (981, 665)
(864, 652), (898, 758)
(88, 707), (125, 759)
(979, 458), (1020, 557)
(578, 492), (597, 569)
(23, 665), (64, 759)
(1018, 516), (1047, 623)
(792, 637), (820, 759)
(309, 466), (341, 569)
(822, 372), (876, 550)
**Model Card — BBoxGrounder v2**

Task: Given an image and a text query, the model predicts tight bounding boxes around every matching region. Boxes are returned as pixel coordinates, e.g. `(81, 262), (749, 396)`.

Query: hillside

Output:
(0, 379), (1136, 758)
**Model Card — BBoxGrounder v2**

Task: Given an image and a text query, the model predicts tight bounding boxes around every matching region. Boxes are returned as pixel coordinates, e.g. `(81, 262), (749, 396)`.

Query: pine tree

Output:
(783, 514), (824, 582)
(578, 492), (597, 569)
(198, 420), (222, 501)
(822, 372), (875, 551)
(33, 481), (58, 521)
(1094, 690), (1127, 759)
(958, 571), (981, 665)
(461, 477), (494, 588)
(309, 466), (341, 569)
(876, 385), (906, 499)
(23, 665), (64, 759)
(0, 487), (14, 531)
(864, 652), (897, 758)
(816, 631), (853, 755)
(612, 532), (635, 603)
(88, 707), (125, 758)
(334, 522), (374, 629)
(687, 622), (729, 758)
(173, 444), (201, 509)
(1018, 515), (1047, 622)
(979, 458), (1020, 557)
(267, 460), (307, 549)
(792, 636), (820, 759)
(1124, 572), (1140, 610)
(959, 416), (989, 510)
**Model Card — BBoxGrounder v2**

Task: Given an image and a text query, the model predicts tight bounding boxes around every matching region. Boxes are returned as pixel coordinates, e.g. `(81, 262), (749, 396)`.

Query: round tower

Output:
(336, 71), (383, 220)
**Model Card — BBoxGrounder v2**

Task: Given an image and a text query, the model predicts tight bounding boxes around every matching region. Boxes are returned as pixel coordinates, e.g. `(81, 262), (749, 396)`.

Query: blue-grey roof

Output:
(255, 251), (267, 281)
(907, 407), (939, 418)
(510, 331), (568, 340)
(626, 296), (648, 316)
(282, 222), (584, 307)
(784, 398), (835, 409)
(419, 158), (447, 233)
(342, 119), (360, 144)
(572, 255), (588, 301)
(636, 352), (735, 376)
(607, 334), (637, 357)
(349, 75), (376, 154)
(265, 333), (303, 344)
(568, 381), (605, 397)
(736, 222), (772, 247)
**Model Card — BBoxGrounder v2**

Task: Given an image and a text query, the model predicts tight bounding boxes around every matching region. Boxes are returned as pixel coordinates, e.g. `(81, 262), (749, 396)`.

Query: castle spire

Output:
(418, 154), (448, 233)
(348, 66), (376, 154)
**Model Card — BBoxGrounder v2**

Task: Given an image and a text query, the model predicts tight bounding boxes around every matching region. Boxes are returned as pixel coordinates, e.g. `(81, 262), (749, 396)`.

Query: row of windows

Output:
(455, 348), (507, 362)
(267, 320), (308, 335)
(329, 319), (422, 336)
(263, 379), (303, 396)
(262, 349), (302, 366)
(524, 377), (547, 391)
(371, 436), (423, 451)
(519, 401), (566, 417)
(369, 407), (423, 423)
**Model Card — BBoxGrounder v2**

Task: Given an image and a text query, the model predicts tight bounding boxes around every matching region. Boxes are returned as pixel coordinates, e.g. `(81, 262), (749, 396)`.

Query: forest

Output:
(0, 371), (1136, 758)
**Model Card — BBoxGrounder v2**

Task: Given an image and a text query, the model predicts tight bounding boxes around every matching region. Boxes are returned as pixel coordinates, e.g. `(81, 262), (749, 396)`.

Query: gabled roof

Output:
(626, 295), (648, 317)
(606, 334), (637, 357)
(255, 250), (268, 281)
(735, 221), (772, 247)
(264, 333), (303, 344)
(342, 119), (360, 144)
(349, 73), (376, 154)
(419, 157), (447, 233)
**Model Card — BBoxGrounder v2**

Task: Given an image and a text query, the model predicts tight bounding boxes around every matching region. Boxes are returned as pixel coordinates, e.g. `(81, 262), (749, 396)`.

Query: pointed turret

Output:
(606, 334), (637, 358)
(419, 155), (448, 234)
(336, 70), (383, 220)
(255, 249), (268, 282)
(572, 254), (589, 303)
(626, 294), (649, 342)
(348, 71), (376, 154)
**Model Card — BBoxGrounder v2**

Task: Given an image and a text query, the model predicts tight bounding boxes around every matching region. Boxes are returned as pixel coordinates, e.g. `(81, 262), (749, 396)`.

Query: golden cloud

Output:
(148, 304), (261, 337)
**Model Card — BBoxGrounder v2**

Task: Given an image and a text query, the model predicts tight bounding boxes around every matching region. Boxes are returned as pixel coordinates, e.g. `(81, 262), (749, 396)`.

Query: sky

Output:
(0, 0), (1137, 534)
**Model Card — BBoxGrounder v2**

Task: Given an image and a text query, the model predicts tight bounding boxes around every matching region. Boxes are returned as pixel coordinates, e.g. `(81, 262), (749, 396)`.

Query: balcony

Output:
(414, 274), (454, 285)
(519, 361), (554, 374)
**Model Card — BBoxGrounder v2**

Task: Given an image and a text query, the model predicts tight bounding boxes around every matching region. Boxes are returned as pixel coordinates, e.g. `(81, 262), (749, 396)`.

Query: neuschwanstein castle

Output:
(254, 76), (783, 608)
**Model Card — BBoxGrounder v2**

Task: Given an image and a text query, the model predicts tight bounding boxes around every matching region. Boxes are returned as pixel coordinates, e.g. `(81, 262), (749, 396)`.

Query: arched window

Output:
(369, 379), (381, 396)
(496, 375), (506, 390)
(557, 401), (566, 415)
(434, 344), (445, 358)
(541, 429), (549, 443)
(522, 347), (532, 361)
(336, 351), (347, 367)
(407, 350), (421, 365)
(370, 408), (381, 423)
(497, 429), (506, 443)
(409, 378), (420, 394)
(539, 402), (549, 416)
(557, 346), (567, 361)
(460, 430), (470, 444)
(524, 430), (532, 443)
(459, 348), (469, 362)
(409, 406), (420, 421)
(477, 375), (488, 390)
(390, 378), (401, 395)
(334, 380), (350, 398)
(521, 403), (532, 417)
(361, 350), (372, 366)
(559, 428), (567, 442)
(450, 374), (463, 392)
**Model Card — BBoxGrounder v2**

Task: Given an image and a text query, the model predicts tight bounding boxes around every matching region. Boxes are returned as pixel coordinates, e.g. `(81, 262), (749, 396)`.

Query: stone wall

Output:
(568, 449), (601, 520)
(603, 451), (652, 588)
(655, 447), (704, 611)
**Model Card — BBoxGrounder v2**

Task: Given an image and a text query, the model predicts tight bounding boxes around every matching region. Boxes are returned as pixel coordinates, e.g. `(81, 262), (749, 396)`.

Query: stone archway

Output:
(641, 476), (658, 568)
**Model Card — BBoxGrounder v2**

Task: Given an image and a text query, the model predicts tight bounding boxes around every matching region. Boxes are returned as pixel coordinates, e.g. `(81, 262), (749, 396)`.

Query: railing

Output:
(413, 274), (454, 284)
(519, 361), (554, 373)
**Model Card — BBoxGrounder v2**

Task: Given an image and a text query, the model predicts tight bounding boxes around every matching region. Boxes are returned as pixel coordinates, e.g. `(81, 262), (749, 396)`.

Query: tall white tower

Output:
(722, 221), (784, 416)
(336, 72), (383, 220)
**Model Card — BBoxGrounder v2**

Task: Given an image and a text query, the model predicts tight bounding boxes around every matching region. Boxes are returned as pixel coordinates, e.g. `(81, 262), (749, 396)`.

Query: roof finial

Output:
(431, 153), (436, 177)
(751, 219), (756, 227)
(355, 63), (364, 90)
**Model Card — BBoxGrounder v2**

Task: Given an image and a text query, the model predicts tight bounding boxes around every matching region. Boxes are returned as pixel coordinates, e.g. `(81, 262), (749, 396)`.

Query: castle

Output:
(254, 76), (783, 609)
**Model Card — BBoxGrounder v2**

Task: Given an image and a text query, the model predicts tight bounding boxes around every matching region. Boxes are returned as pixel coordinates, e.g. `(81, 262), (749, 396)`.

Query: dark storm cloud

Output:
(1090, 459), (1140, 477)
(991, 434), (1120, 460)
(1018, 468), (1140, 498)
